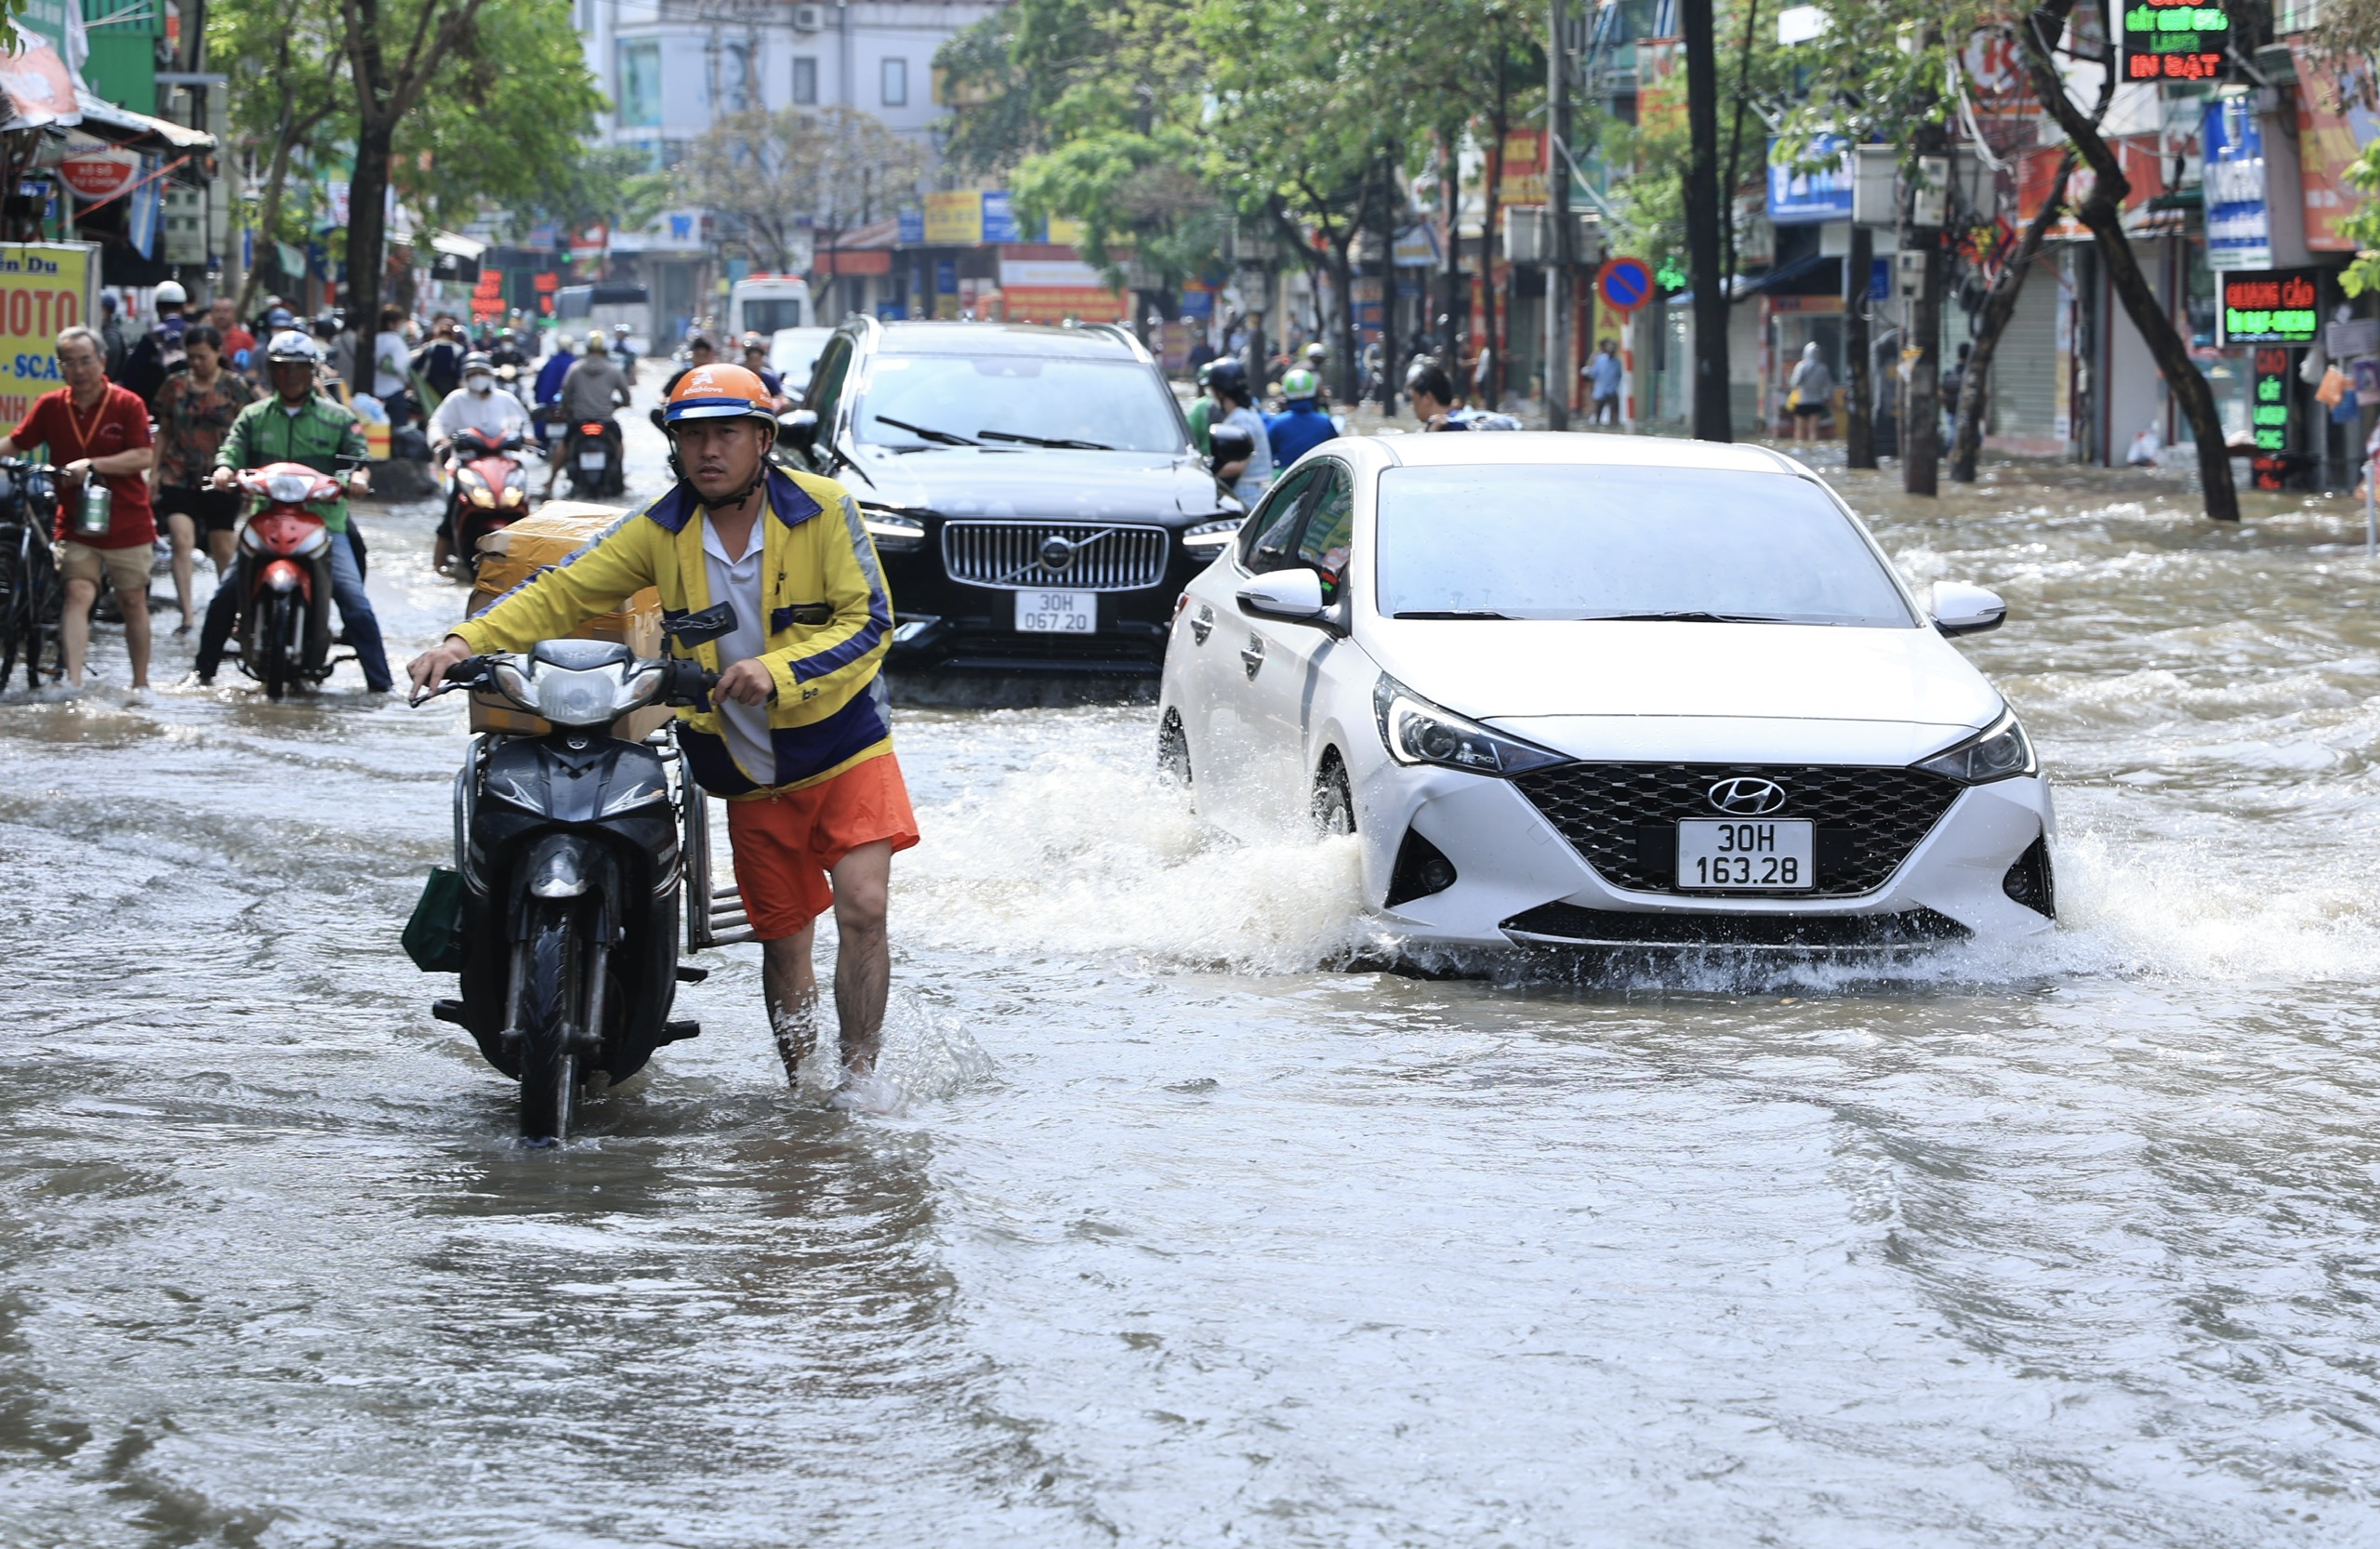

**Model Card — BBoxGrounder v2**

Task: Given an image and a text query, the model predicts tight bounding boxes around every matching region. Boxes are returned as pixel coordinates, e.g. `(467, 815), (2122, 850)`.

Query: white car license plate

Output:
(1015, 589), (1096, 633)
(1676, 820), (1814, 891)
(577, 449), (608, 470)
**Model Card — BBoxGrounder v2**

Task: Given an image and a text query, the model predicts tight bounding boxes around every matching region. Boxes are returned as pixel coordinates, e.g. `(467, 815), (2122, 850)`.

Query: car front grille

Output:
(1501, 902), (1970, 950)
(1510, 762), (1965, 898)
(941, 522), (1170, 592)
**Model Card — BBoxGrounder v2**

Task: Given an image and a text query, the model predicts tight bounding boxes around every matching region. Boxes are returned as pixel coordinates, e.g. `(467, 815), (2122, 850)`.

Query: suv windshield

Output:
(1374, 465), (1914, 627)
(850, 353), (1185, 453)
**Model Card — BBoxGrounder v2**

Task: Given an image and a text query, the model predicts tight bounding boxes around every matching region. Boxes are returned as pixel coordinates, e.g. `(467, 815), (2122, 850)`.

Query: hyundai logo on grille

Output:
(1038, 534), (1077, 571)
(1708, 776), (1787, 814)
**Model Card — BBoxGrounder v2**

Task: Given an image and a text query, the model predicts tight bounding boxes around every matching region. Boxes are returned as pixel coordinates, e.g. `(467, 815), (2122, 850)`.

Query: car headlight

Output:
(1372, 674), (1567, 775)
(860, 505), (926, 552)
(1915, 705), (2036, 784)
(1183, 516), (1244, 550)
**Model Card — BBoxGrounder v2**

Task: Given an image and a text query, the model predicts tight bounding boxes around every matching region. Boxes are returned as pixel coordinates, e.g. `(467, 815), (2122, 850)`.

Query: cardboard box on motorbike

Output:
(465, 502), (672, 742)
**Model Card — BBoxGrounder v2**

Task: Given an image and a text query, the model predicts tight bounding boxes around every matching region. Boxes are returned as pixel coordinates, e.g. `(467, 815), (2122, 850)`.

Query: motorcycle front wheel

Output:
(257, 592), (295, 700)
(516, 897), (582, 1144)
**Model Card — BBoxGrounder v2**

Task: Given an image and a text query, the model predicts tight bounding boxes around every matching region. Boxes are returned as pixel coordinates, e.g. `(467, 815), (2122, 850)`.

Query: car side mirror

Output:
(1930, 580), (2006, 636)
(777, 408), (819, 455)
(1237, 567), (1328, 625)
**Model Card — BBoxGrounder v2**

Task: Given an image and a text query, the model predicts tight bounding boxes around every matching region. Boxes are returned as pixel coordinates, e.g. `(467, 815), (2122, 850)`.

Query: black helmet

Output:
(1206, 356), (1249, 399)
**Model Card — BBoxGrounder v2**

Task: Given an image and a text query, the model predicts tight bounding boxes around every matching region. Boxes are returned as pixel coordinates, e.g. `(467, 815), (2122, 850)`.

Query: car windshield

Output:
(1373, 465), (1914, 627)
(850, 353), (1185, 453)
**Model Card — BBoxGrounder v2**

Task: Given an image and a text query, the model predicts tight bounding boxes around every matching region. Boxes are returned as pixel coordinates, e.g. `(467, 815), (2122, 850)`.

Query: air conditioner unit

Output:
(790, 4), (824, 32)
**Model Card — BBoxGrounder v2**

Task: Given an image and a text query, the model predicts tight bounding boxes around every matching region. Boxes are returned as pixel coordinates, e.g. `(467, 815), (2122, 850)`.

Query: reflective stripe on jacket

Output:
(448, 465), (893, 796)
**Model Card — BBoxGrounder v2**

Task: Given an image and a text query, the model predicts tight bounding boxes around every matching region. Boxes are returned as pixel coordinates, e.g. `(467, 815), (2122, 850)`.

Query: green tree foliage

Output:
(389, 0), (606, 232)
(935, 9), (1038, 176)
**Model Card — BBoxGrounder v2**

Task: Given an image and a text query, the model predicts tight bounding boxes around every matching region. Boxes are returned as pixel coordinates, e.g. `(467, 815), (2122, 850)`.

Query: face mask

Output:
(467, 376), (493, 395)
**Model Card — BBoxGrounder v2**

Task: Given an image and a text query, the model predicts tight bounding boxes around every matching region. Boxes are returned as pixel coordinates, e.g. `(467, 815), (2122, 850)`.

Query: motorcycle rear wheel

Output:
(516, 898), (582, 1144)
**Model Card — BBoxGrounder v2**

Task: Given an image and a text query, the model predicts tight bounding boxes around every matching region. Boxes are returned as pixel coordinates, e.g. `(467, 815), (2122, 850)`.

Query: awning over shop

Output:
(70, 88), (215, 154)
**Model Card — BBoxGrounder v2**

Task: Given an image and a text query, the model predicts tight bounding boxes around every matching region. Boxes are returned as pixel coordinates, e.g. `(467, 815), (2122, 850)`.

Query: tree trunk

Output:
(1481, 99), (1506, 408)
(1844, 222), (1874, 469)
(2017, 0), (2237, 520)
(1951, 149), (2073, 483)
(238, 126), (309, 316)
(1439, 129), (1462, 361)
(1544, 0), (1571, 431)
(1330, 236), (1360, 406)
(345, 113), (394, 350)
(1377, 151), (1400, 412)
(1680, 0), (1729, 442)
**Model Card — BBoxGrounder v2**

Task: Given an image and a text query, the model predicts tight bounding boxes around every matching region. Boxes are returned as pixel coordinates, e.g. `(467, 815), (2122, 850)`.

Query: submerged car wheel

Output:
(1157, 708), (1191, 786)
(1312, 757), (1354, 836)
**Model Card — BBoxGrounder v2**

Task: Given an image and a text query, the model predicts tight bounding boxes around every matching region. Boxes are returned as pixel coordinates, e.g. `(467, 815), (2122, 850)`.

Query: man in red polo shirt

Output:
(0, 324), (158, 693)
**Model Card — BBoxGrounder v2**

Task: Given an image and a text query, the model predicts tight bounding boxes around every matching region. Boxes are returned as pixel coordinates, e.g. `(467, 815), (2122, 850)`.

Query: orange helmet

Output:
(665, 362), (776, 426)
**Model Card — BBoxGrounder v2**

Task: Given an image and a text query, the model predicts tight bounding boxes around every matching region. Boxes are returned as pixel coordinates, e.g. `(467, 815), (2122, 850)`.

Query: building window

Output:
(618, 41), (661, 128)
(881, 56), (907, 108)
(791, 55), (817, 105)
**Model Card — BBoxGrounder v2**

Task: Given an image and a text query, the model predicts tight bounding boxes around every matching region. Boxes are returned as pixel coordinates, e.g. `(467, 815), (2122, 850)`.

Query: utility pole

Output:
(1680, 0), (1729, 442)
(1903, 124), (1946, 496)
(1844, 222), (1872, 468)
(1544, 0), (1572, 430)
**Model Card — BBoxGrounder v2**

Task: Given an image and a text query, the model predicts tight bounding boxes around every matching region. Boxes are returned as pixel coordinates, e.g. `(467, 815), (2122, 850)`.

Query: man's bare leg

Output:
(828, 841), (892, 1077)
(760, 922), (819, 1082)
(60, 576), (95, 685)
(166, 511), (197, 623)
(118, 582), (150, 688)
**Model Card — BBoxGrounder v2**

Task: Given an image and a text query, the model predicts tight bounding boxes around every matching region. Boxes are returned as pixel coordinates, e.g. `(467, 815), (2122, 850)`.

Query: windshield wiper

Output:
(872, 415), (978, 446)
(977, 429), (1115, 450)
(1394, 609), (1514, 620)
(1579, 610), (1790, 623)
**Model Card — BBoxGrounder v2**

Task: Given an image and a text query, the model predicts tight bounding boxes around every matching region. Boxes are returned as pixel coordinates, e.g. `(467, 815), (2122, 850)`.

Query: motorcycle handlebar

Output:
(408, 653), (721, 709)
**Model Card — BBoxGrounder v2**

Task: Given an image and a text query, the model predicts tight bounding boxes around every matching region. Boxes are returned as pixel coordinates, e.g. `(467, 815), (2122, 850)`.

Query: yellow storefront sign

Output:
(924, 191), (983, 246)
(0, 242), (95, 428)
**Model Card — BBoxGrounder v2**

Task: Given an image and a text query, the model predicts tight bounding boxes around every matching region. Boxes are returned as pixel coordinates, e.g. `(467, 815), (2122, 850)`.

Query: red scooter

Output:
(228, 461), (348, 700)
(443, 427), (535, 576)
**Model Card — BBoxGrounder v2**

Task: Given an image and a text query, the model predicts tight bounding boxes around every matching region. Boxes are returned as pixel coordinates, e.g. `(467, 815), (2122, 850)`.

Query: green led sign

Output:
(2123, 0), (2228, 82)
(2219, 269), (2320, 346)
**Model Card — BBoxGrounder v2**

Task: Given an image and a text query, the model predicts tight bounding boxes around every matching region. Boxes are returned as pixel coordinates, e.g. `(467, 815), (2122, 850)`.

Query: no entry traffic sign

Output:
(1597, 257), (1654, 313)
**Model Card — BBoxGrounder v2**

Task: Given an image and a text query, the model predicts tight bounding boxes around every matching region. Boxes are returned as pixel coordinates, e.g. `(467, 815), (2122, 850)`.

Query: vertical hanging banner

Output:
(2250, 345), (2292, 489)
(0, 243), (96, 425)
(2202, 97), (2270, 271)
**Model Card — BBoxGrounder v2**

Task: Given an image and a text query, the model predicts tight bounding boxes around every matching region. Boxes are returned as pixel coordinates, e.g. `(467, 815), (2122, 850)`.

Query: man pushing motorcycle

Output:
(406, 364), (916, 1110)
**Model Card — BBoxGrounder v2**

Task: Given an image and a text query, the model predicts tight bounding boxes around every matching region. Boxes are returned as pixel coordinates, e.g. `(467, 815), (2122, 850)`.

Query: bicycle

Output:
(0, 458), (63, 691)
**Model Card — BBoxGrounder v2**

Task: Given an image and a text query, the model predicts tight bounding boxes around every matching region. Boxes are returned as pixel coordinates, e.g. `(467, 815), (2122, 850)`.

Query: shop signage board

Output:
(2202, 98), (2270, 271)
(0, 243), (95, 427)
(2122, 0), (2228, 82)
(1766, 135), (1855, 224)
(2218, 268), (2319, 346)
(56, 145), (139, 202)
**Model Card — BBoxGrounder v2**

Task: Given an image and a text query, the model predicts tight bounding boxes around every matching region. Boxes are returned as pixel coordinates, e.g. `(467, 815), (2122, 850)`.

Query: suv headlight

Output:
(1373, 674), (1567, 775)
(859, 505), (926, 552)
(1183, 516), (1244, 551)
(1914, 705), (2036, 784)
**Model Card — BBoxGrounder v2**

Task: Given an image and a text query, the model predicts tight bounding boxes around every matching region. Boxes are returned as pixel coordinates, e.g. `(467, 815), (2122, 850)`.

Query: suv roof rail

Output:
(1078, 320), (1153, 364)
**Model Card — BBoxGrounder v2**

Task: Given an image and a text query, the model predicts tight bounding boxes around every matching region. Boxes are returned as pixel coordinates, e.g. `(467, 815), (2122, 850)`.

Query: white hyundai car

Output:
(1157, 433), (2056, 950)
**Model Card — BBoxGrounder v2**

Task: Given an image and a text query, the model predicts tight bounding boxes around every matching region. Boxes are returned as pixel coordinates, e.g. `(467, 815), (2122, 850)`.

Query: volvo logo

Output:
(1708, 776), (1787, 815)
(1038, 534), (1076, 572)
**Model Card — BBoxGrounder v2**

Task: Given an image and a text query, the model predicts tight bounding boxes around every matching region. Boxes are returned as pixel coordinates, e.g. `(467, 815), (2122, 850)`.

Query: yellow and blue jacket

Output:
(450, 465), (893, 796)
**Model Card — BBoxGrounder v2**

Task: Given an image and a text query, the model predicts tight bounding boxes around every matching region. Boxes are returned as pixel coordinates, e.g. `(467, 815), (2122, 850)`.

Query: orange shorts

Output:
(724, 752), (919, 939)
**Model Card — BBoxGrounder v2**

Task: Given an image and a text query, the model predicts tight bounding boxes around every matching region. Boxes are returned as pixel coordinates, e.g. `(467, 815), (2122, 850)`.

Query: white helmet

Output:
(152, 280), (188, 306)
(265, 329), (323, 364)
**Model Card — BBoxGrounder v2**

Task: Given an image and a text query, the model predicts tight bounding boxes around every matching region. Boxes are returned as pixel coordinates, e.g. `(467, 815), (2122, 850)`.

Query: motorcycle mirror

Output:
(776, 409), (819, 454)
(664, 602), (738, 647)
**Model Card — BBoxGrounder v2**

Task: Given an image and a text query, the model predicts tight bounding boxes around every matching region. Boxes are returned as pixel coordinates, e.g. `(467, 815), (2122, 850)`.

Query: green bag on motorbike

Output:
(403, 866), (466, 973)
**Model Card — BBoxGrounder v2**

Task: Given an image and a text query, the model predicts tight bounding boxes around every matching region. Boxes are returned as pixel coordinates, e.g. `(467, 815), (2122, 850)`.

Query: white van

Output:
(554, 283), (652, 356)
(729, 275), (810, 341)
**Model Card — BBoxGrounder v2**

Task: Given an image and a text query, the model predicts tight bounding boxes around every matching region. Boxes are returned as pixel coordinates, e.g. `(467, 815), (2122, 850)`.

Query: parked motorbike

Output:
(563, 417), (624, 498)
(442, 427), (536, 576)
(411, 603), (743, 1143)
(224, 461), (356, 699)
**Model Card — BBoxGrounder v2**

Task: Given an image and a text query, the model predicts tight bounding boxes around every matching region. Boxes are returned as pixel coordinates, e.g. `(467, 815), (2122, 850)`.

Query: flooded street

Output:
(5, 436), (2380, 1547)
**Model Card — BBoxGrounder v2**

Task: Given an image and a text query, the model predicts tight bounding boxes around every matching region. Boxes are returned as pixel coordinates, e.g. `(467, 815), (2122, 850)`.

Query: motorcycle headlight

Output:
(1183, 516), (1244, 550)
(456, 467), (490, 494)
(1915, 705), (2037, 784)
(266, 471), (313, 505)
(1372, 674), (1567, 775)
(532, 665), (628, 727)
(860, 505), (926, 552)
(469, 487), (496, 508)
(501, 485), (524, 506)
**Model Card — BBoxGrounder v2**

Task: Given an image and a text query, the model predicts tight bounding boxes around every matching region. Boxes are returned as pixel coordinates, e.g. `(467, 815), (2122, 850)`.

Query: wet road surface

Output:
(4, 418), (2380, 1546)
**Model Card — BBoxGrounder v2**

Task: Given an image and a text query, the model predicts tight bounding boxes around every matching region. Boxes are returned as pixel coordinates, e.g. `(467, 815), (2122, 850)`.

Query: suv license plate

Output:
(1016, 589), (1095, 633)
(1676, 819), (1814, 891)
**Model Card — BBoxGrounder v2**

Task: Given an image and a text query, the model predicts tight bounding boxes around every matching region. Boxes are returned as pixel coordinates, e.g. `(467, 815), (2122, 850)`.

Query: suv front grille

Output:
(941, 522), (1170, 592)
(1511, 762), (1965, 898)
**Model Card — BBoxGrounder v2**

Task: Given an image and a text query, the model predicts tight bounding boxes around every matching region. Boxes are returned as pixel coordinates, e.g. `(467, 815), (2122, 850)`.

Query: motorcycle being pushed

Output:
(224, 460), (358, 699)
(443, 427), (536, 576)
(563, 417), (623, 499)
(410, 604), (752, 1143)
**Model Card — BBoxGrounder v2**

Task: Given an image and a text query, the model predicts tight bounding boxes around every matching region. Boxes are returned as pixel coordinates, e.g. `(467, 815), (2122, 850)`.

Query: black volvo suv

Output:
(778, 319), (1243, 676)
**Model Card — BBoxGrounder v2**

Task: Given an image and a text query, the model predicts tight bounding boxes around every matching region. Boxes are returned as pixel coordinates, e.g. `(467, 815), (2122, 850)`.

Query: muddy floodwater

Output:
(4, 444), (2380, 1547)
